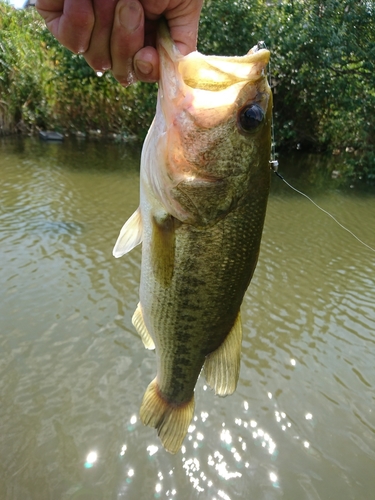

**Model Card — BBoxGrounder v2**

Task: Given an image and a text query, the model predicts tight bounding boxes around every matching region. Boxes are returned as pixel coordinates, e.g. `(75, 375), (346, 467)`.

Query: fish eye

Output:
(238, 104), (264, 133)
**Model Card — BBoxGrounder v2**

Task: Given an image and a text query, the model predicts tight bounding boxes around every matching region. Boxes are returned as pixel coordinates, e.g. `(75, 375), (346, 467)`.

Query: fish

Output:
(113, 21), (272, 454)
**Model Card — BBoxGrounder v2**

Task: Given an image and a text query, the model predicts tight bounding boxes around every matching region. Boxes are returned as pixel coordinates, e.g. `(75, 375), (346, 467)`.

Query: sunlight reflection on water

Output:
(92, 375), (325, 500)
(1, 139), (375, 500)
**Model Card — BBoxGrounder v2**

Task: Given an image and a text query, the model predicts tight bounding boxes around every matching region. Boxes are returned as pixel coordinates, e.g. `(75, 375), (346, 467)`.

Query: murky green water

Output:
(1, 137), (374, 500)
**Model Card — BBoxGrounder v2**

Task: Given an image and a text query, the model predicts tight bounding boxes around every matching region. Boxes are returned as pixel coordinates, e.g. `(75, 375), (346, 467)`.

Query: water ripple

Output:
(1, 139), (375, 499)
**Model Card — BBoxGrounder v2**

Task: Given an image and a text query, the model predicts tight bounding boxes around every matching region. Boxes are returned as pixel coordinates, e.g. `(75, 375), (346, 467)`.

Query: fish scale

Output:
(113, 20), (272, 453)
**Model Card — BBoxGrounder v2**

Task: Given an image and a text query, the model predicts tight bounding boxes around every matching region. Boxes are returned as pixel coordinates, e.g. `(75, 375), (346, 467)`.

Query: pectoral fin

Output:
(204, 312), (242, 396)
(132, 303), (155, 350)
(140, 378), (195, 454)
(151, 213), (177, 287)
(113, 207), (143, 258)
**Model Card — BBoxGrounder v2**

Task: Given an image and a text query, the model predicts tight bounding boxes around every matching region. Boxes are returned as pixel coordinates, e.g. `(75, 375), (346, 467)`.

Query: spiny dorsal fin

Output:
(113, 207), (143, 258)
(204, 312), (242, 396)
(140, 378), (195, 454)
(132, 303), (155, 350)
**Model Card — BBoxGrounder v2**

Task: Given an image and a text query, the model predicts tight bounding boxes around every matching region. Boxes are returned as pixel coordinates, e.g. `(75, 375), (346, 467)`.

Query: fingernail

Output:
(119, 1), (142, 32)
(118, 69), (138, 87)
(135, 59), (153, 75)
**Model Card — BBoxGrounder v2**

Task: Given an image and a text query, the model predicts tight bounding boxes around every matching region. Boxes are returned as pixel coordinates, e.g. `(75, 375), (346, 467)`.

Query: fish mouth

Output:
(179, 48), (270, 91)
(157, 20), (270, 94)
(156, 20), (270, 125)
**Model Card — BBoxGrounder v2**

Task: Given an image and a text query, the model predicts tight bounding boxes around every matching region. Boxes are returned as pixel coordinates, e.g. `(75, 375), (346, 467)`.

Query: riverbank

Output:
(0, 101), (12, 135)
(1, 1), (374, 183)
(0, 125), (139, 144)
(0, 4), (156, 141)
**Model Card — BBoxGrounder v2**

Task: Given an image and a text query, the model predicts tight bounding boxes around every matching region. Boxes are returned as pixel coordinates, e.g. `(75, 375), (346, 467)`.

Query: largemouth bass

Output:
(113, 22), (272, 453)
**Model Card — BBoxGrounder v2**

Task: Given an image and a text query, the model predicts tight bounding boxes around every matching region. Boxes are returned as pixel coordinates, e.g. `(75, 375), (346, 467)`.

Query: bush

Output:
(0, 3), (156, 138)
(1, 0), (374, 181)
(198, 0), (375, 182)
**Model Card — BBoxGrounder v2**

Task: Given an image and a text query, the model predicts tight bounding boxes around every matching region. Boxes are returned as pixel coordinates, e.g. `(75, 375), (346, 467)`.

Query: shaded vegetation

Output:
(1, 0), (374, 182)
(199, 0), (375, 183)
(0, 3), (156, 138)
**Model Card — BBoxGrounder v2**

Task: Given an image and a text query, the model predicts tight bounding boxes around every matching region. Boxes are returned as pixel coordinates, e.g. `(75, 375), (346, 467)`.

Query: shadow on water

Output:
(0, 137), (374, 500)
(2, 135), (142, 173)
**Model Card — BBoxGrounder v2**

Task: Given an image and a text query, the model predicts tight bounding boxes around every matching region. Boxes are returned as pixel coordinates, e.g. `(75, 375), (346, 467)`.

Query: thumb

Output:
(165, 0), (203, 56)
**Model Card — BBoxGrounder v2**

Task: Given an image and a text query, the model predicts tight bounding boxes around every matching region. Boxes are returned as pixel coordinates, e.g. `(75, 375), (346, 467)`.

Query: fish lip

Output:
(157, 19), (178, 59)
(156, 21), (270, 98)
(200, 48), (271, 70)
(185, 49), (270, 88)
(156, 21), (271, 137)
(156, 20), (187, 122)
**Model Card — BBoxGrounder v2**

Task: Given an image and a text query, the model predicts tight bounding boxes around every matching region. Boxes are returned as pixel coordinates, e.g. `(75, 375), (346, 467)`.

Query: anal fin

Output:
(204, 312), (242, 396)
(140, 378), (195, 454)
(132, 303), (155, 350)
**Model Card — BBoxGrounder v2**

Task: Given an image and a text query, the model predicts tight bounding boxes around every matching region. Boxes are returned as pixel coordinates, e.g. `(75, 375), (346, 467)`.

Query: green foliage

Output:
(0, 4), (51, 129)
(1, 0), (374, 181)
(0, 2), (156, 138)
(199, 0), (375, 183)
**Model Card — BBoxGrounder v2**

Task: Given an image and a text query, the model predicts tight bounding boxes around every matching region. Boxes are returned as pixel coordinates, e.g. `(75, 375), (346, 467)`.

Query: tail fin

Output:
(139, 378), (195, 454)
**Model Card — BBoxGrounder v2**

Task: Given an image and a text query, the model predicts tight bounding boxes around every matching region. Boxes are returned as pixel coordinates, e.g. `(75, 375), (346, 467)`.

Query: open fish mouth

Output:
(158, 20), (270, 94)
(157, 22), (270, 137)
(178, 47), (270, 90)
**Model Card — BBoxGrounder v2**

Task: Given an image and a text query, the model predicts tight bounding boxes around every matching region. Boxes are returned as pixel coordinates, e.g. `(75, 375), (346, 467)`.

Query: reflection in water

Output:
(84, 451), (98, 469)
(0, 138), (375, 499)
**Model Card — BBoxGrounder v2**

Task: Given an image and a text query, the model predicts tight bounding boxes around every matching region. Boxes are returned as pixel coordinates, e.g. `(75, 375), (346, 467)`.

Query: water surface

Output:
(1, 137), (374, 500)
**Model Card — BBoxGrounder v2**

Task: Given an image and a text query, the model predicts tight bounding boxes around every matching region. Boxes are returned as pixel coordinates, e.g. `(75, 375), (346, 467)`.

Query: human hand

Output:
(35, 0), (203, 86)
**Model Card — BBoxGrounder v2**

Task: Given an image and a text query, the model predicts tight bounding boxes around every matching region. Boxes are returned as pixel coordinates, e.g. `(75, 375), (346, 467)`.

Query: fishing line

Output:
(269, 165), (375, 253)
(263, 42), (375, 254)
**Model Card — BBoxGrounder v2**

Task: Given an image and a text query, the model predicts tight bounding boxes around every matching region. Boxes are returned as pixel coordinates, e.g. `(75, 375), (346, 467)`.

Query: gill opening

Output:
(264, 44), (375, 254)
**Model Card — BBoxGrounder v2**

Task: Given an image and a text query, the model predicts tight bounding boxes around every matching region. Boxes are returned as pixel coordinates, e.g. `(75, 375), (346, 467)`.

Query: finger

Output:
(111, 0), (144, 86)
(169, 21), (200, 56)
(166, 0), (204, 56)
(140, 0), (203, 55)
(134, 46), (159, 82)
(36, 0), (95, 54)
(82, 0), (118, 72)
